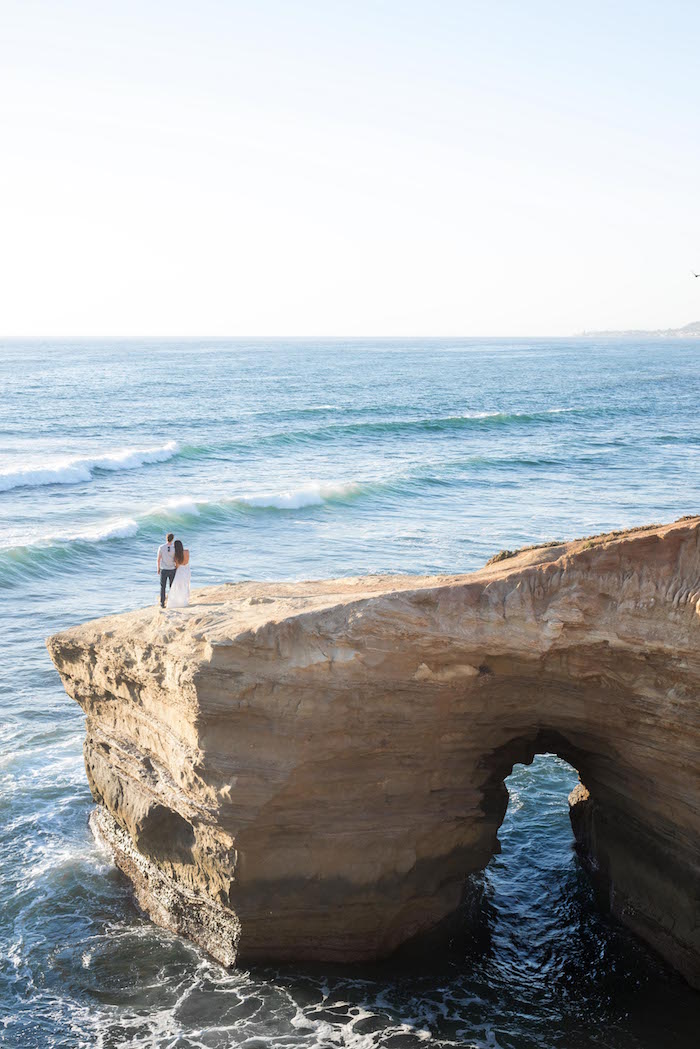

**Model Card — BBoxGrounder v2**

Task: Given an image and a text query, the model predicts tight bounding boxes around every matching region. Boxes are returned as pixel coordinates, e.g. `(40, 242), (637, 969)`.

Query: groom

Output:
(156, 532), (177, 608)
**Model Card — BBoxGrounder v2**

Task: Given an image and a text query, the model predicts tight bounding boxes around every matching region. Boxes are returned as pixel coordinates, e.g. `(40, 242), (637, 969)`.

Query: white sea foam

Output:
(49, 517), (140, 543)
(151, 496), (202, 516)
(234, 481), (360, 510)
(146, 484), (359, 518)
(0, 440), (179, 492)
(460, 407), (576, 420)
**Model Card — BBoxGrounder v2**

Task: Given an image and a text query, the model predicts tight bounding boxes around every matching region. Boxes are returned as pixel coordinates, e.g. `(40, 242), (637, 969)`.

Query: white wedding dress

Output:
(168, 562), (191, 608)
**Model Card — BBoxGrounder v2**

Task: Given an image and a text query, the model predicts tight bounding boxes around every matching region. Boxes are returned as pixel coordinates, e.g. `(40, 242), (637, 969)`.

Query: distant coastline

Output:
(580, 320), (700, 337)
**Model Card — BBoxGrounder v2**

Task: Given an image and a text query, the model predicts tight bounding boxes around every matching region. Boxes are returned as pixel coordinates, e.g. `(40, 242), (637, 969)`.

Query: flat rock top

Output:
(48, 517), (699, 653)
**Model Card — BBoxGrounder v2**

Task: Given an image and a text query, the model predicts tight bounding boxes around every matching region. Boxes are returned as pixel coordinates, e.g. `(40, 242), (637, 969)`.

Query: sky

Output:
(1, 0), (699, 336)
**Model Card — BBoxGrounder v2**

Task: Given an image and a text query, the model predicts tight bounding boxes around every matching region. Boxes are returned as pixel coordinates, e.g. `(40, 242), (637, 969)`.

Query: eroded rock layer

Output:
(47, 518), (700, 986)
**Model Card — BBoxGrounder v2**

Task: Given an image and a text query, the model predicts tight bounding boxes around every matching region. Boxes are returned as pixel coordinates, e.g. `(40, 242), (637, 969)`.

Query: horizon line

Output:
(1, 329), (696, 341)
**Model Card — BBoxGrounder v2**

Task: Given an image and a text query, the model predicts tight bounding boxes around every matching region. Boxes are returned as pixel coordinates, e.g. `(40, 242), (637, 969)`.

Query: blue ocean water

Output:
(1, 337), (699, 1048)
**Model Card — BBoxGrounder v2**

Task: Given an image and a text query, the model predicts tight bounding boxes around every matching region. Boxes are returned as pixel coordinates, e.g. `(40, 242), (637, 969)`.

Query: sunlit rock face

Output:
(47, 517), (700, 987)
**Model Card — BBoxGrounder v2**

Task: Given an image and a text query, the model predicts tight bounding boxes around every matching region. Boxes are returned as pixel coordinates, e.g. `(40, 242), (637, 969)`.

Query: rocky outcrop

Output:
(47, 517), (700, 987)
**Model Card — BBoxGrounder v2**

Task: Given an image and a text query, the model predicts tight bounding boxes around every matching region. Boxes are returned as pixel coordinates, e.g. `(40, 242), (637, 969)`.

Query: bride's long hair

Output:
(174, 539), (185, 565)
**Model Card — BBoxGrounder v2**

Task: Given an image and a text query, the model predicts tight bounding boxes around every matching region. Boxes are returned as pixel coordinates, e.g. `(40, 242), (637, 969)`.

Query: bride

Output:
(167, 539), (191, 608)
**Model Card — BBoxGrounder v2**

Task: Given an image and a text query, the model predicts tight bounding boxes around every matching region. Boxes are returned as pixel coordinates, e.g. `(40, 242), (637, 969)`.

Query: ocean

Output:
(1, 337), (699, 1048)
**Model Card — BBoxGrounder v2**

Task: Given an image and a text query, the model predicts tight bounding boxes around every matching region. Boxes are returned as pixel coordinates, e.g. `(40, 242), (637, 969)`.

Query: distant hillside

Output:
(581, 321), (700, 337)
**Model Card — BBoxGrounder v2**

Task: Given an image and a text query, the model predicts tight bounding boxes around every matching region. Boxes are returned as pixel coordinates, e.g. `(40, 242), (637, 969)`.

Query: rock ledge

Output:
(48, 517), (700, 987)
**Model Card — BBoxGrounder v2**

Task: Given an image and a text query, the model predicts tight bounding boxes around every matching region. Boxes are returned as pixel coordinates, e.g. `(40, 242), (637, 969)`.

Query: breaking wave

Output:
(0, 441), (180, 493)
(47, 517), (140, 543)
(146, 482), (366, 520)
(0, 409), (587, 495)
(232, 482), (363, 510)
(0, 483), (367, 586)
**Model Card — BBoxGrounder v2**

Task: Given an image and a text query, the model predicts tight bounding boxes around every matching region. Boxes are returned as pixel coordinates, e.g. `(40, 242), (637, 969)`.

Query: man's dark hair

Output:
(166, 532), (174, 542)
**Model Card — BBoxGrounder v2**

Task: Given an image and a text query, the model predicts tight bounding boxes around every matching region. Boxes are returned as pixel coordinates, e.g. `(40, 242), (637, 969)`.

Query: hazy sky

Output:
(2, 1), (699, 335)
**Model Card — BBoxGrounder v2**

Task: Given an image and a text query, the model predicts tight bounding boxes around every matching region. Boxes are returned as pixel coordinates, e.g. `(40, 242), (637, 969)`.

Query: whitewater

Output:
(0, 440), (180, 492)
(1, 337), (699, 1049)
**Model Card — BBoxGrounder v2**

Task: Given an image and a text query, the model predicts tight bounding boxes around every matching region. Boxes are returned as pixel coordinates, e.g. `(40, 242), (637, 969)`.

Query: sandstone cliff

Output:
(47, 517), (700, 987)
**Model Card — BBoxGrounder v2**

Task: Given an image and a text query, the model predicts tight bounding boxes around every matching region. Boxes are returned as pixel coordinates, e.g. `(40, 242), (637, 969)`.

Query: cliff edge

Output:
(47, 517), (700, 986)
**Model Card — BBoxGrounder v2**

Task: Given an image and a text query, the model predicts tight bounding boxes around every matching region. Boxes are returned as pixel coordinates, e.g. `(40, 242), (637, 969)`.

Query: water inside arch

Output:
(445, 753), (700, 1043)
(480, 753), (586, 985)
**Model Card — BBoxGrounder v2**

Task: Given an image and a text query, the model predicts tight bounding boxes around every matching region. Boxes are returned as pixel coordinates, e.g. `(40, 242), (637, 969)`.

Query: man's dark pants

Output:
(160, 569), (176, 607)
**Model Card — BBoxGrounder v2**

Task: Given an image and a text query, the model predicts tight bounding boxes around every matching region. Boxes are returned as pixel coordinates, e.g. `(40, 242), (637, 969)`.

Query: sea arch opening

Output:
(478, 728), (594, 839)
(476, 751), (586, 986)
(455, 716), (691, 991)
(416, 745), (686, 1036)
(438, 729), (603, 970)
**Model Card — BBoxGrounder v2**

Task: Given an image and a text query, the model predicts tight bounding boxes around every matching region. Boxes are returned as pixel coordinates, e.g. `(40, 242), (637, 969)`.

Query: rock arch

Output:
(48, 517), (700, 986)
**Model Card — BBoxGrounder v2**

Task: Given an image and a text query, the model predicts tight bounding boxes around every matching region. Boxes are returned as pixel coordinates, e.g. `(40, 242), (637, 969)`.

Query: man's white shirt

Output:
(158, 542), (176, 570)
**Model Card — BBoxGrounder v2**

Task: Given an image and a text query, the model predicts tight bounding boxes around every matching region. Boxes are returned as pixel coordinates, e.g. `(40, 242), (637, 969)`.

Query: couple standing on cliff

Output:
(157, 532), (191, 609)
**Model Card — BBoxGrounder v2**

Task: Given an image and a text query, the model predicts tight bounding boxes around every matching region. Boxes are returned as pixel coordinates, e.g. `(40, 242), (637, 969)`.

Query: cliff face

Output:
(47, 518), (700, 987)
